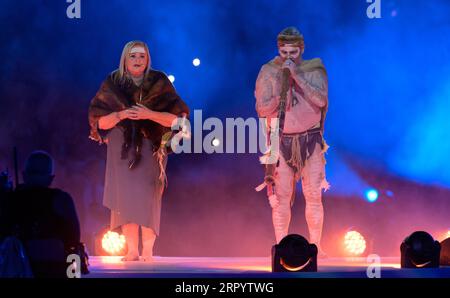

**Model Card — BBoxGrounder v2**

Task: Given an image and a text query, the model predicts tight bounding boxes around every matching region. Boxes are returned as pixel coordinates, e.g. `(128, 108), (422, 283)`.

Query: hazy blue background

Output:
(1, 0), (449, 257)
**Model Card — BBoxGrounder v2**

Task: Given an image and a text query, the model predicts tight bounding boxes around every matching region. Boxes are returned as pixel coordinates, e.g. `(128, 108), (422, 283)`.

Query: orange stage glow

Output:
(102, 231), (126, 256)
(437, 230), (450, 242)
(344, 231), (366, 256)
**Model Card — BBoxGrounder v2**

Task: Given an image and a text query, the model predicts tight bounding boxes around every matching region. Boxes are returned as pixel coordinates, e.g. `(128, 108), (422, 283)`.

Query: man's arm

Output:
(255, 65), (279, 118)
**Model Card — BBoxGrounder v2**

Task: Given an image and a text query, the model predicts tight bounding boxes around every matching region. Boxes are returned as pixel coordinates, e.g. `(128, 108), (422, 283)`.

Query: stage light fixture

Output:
(400, 231), (441, 268)
(102, 231), (126, 256)
(344, 230), (366, 256)
(272, 234), (317, 272)
(440, 237), (450, 266)
(95, 226), (127, 256)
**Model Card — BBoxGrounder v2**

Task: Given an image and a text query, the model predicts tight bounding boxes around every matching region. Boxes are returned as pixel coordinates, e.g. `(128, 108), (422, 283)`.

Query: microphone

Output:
(282, 58), (294, 76)
(282, 64), (291, 80)
(285, 58), (295, 66)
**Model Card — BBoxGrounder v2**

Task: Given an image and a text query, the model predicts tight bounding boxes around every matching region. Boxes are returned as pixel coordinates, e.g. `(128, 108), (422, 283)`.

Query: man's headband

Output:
(277, 27), (305, 50)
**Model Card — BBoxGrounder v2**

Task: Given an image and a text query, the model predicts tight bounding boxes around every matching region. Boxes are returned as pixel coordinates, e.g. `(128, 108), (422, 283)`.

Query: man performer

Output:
(255, 27), (330, 256)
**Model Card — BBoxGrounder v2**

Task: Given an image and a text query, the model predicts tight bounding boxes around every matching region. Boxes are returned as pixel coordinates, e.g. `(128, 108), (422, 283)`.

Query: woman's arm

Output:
(146, 110), (177, 127)
(98, 109), (134, 130)
(130, 103), (177, 127)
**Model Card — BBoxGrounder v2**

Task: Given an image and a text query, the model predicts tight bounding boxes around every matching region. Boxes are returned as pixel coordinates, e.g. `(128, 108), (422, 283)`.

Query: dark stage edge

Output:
(84, 256), (450, 278)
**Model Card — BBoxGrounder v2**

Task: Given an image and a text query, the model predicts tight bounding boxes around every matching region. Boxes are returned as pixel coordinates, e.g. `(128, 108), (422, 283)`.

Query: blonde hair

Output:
(117, 40), (151, 82)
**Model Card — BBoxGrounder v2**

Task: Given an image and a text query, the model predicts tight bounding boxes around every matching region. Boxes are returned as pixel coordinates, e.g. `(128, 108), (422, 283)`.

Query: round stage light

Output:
(365, 189), (378, 202)
(344, 230), (366, 256)
(212, 138), (220, 147)
(102, 231), (126, 256)
(168, 75), (175, 83)
(193, 58), (201, 67)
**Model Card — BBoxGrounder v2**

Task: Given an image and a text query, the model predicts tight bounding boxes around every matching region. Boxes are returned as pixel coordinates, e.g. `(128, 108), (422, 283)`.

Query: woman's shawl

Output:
(88, 69), (189, 150)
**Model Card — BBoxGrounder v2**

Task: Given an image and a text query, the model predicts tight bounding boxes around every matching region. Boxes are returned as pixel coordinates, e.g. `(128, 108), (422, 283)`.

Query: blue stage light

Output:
(365, 189), (378, 202)
(193, 58), (201, 67)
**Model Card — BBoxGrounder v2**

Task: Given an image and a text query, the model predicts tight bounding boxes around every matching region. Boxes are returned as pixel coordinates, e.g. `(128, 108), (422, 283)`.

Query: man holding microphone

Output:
(255, 27), (330, 257)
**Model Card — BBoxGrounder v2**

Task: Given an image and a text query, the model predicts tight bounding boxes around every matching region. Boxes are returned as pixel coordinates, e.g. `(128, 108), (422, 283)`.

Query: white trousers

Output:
(272, 143), (326, 248)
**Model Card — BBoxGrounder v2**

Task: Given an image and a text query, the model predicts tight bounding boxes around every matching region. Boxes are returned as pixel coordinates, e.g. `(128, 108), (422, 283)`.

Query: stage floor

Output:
(85, 256), (450, 278)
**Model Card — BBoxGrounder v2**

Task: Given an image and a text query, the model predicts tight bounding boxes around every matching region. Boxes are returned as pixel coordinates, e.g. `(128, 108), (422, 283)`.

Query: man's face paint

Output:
(278, 45), (301, 62)
(126, 46), (148, 77)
